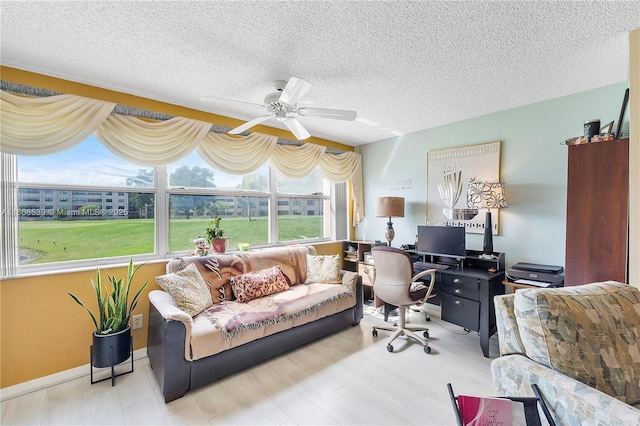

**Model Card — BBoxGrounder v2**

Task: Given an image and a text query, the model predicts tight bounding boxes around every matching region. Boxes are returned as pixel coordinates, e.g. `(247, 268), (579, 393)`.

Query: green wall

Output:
(358, 82), (629, 267)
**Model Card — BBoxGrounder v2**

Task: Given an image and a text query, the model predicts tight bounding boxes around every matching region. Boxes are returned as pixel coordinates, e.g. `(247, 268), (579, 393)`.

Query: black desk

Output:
(411, 250), (506, 358)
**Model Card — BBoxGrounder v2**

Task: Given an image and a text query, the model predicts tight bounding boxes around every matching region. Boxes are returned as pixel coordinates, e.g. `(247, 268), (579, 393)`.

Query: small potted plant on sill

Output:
(206, 215), (228, 253)
(68, 259), (147, 370)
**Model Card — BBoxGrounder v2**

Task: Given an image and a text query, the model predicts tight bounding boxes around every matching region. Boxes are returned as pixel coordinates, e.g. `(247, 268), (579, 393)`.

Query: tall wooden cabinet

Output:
(565, 138), (629, 286)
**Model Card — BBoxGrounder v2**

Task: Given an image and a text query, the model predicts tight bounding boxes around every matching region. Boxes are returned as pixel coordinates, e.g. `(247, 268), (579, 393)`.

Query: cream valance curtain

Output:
(0, 89), (364, 225)
(198, 132), (278, 174)
(0, 90), (116, 155)
(270, 143), (327, 178)
(95, 114), (211, 166)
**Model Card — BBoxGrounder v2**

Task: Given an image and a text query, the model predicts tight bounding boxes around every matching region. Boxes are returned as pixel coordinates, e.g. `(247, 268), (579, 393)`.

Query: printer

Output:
(506, 262), (564, 287)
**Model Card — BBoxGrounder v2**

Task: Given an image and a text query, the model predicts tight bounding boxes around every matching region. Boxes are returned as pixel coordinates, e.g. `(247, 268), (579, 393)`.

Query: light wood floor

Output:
(1, 304), (499, 425)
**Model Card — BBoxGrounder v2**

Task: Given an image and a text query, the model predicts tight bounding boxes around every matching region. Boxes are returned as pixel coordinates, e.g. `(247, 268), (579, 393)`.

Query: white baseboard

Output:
(0, 348), (148, 402)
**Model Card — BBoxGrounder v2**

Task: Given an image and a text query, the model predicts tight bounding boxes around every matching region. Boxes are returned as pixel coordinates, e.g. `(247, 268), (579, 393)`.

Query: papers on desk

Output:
(514, 279), (552, 287)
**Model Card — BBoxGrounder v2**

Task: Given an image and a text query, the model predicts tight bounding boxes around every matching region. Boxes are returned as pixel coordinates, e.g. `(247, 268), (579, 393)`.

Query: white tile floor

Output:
(1, 305), (499, 425)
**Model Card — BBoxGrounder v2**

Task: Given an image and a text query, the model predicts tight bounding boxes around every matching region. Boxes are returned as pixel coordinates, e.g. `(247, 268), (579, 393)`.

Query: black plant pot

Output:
(91, 326), (131, 368)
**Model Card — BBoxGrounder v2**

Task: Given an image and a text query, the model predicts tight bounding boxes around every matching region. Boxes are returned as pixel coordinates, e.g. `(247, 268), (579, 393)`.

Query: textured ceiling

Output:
(1, 1), (639, 146)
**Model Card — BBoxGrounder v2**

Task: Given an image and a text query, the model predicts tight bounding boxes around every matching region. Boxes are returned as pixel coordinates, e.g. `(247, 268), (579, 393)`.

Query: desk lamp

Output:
(375, 197), (405, 247)
(467, 182), (507, 254)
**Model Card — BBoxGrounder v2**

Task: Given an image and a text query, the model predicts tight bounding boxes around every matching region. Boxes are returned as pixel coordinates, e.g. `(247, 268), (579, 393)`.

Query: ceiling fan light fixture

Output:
(264, 91), (281, 105)
(205, 76), (357, 140)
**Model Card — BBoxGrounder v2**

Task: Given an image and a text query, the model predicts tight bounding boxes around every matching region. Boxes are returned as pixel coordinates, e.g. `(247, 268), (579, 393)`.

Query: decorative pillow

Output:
(514, 281), (640, 404)
(155, 263), (213, 316)
(229, 265), (291, 303)
(305, 254), (341, 284)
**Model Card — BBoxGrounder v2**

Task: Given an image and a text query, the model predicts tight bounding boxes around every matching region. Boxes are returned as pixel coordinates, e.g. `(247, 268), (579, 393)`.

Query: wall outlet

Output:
(132, 314), (143, 330)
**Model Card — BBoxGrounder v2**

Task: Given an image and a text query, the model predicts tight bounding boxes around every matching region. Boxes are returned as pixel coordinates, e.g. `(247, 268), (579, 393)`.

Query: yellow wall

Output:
(0, 262), (165, 387)
(0, 242), (344, 388)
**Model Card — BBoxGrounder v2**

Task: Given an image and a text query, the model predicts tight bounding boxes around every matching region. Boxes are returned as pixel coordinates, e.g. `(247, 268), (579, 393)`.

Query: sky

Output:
(17, 135), (260, 189)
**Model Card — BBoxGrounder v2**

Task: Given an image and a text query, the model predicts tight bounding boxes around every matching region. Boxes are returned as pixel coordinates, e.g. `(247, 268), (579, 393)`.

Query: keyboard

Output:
(413, 261), (450, 271)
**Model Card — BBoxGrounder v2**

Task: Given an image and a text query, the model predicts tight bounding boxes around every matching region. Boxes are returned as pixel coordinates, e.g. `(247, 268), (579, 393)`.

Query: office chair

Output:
(371, 246), (436, 354)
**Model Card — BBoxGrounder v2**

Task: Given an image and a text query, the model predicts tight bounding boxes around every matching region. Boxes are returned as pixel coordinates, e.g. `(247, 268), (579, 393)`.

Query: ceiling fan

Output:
(201, 77), (357, 140)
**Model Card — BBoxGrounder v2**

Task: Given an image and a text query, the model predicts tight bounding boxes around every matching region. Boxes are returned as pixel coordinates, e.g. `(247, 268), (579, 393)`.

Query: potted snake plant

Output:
(68, 259), (147, 369)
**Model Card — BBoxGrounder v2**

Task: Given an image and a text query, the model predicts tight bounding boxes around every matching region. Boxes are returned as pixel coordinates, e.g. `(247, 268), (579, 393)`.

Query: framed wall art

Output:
(426, 141), (502, 234)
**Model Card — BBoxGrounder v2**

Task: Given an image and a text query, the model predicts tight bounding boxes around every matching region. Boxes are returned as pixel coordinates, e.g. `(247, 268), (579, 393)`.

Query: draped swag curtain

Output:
(0, 90), (364, 225)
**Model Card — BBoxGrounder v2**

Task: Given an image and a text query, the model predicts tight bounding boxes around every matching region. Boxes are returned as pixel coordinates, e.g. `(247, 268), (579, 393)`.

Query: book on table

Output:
(457, 394), (526, 426)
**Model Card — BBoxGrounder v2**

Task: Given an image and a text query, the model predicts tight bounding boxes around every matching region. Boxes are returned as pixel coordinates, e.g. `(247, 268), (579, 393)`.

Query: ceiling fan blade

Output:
(228, 114), (273, 134)
(283, 117), (311, 140)
(279, 77), (312, 105)
(297, 107), (357, 121)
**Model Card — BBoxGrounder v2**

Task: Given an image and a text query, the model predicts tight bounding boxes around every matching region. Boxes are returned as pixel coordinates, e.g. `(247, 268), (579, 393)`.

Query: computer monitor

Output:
(417, 225), (466, 259)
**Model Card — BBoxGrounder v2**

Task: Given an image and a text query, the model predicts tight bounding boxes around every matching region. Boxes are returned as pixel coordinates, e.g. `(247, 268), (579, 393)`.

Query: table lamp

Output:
(375, 196), (405, 247)
(467, 182), (507, 254)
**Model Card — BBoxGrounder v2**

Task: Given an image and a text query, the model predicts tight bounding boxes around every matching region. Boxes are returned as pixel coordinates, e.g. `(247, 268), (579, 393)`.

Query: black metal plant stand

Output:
(90, 336), (134, 386)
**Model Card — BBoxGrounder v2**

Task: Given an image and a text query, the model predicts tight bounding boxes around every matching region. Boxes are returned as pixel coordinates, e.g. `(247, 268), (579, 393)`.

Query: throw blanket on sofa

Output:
(175, 246), (312, 303)
(201, 282), (352, 340)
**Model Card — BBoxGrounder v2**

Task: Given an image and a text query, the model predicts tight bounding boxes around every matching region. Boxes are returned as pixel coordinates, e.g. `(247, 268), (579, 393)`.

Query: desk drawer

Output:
(358, 263), (375, 287)
(441, 293), (479, 331)
(440, 274), (480, 301)
(439, 274), (479, 289)
(441, 284), (480, 301)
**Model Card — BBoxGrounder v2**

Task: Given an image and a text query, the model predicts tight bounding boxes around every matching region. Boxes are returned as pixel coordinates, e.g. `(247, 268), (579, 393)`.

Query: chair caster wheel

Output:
(423, 331), (429, 338)
(387, 344), (394, 352)
(372, 329), (378, 337)
(424, 346), (432, 354)
(425, 315), (431, 322)
(464, 328), (470, 332)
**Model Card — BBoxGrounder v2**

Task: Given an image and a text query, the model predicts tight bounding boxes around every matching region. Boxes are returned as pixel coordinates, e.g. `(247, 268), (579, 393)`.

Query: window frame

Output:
(11, 162), (340, 277)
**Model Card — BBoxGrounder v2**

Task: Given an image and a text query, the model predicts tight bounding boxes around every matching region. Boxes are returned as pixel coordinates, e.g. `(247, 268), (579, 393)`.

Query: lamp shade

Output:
(467, 182), (507, 209)
(375, 197), (405, 218)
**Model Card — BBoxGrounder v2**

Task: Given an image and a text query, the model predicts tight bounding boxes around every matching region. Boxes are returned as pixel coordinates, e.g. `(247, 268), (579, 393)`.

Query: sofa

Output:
(491, 281), (640, 426)
(147, 245), (363, 402)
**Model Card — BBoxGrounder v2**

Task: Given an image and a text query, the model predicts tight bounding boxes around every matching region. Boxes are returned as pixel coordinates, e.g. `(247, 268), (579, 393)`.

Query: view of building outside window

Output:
(276, 170), (331, 242)
(15, 136), (336, 268)
(17, 136), (156, 265)
(167, 152), (331, 251)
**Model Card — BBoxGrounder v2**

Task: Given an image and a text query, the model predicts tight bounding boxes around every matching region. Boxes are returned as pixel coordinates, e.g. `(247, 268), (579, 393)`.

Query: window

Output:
(275, 170), (331, 242)
(8, 138), (344, 273)
(0, 89), (362, 277)
(16, 135), (156, 267)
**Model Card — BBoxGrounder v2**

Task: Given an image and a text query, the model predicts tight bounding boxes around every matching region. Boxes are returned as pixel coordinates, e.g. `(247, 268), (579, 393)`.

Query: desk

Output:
(412, 250), (506, 358)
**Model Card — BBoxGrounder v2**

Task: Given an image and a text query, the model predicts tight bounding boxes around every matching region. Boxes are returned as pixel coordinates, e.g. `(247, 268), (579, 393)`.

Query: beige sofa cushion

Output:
(513, 281), (640, 404)
(155, 263), (213, 316)
(305, 254), (341, 284)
